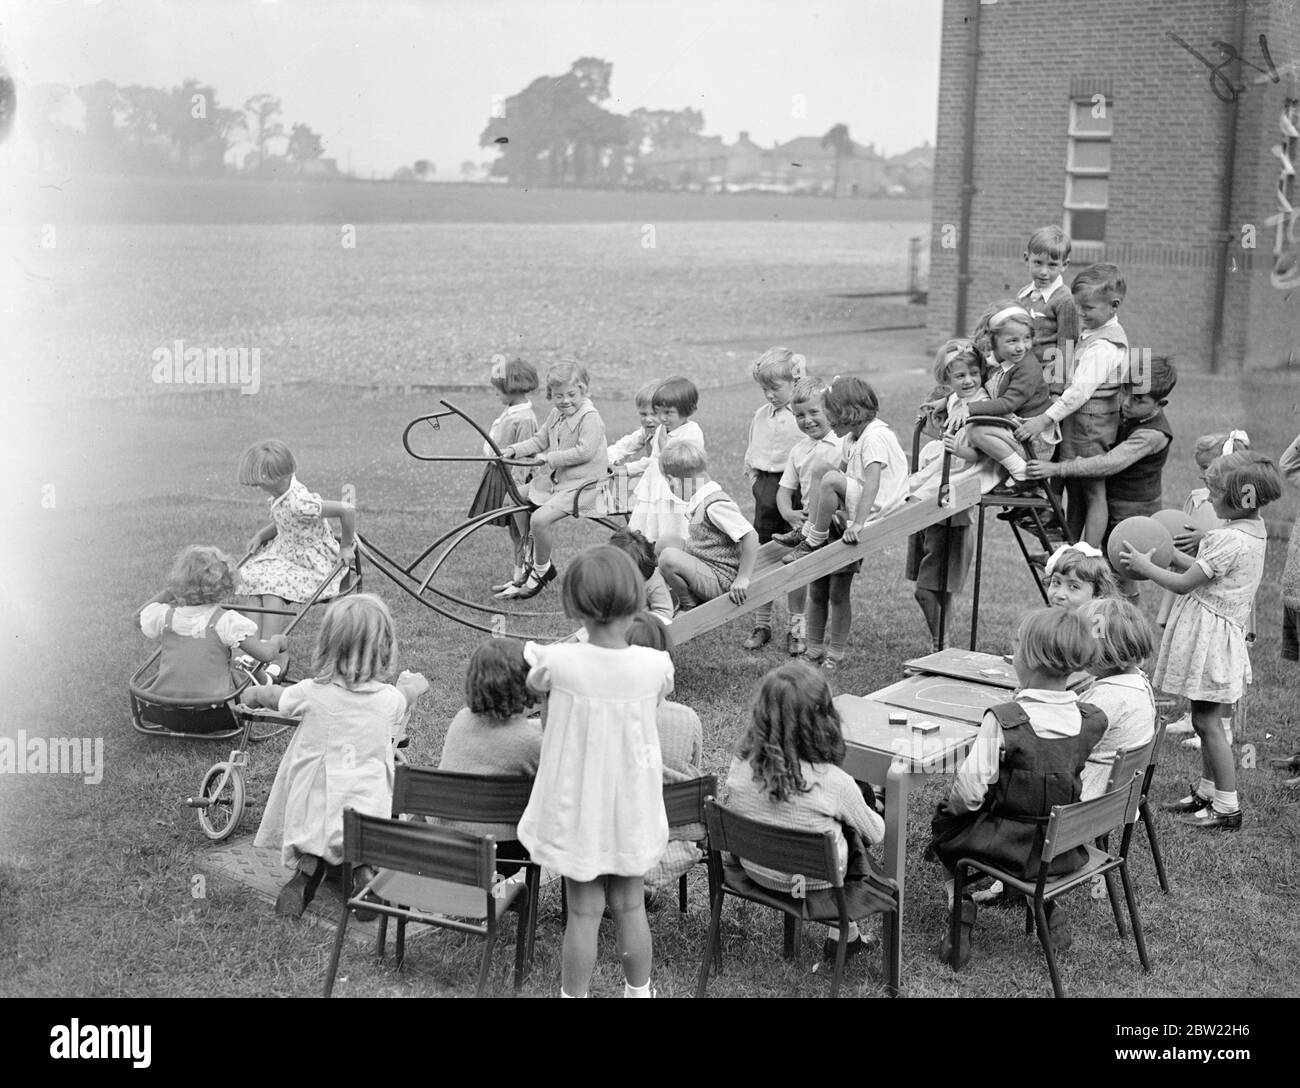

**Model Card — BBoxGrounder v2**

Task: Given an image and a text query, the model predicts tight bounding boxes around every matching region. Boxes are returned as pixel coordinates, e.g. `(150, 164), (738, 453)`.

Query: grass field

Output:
(3, 186), (1299, 999)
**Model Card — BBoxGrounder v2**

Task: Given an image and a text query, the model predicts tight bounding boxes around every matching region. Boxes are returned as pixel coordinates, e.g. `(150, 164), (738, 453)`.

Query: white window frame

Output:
(1064, 98), (1112, 246)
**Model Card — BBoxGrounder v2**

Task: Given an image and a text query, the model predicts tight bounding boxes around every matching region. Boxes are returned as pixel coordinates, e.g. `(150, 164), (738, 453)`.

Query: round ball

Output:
(1107, 516), (1175, 579)
(1151, 508), (1191, 539)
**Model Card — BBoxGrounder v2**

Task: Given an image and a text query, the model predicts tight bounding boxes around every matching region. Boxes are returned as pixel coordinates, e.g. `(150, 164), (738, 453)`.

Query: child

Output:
(607, 380), (662, 493)
(656, 440), (759, 610)
(1043, 542), (1120, 610)
(906, 341), (1004, 647)
(742, 348), (806, 649)
(774, 375), (845, 654)
(608, 527), (675, 625)
(1026, 355), (1178, 599)
(1281, 431), (1300, 667)
(958, 300), (1060, 483)
(930, 607), (1104, 966)
(1017, 225), (1078, 377)
(497, 362), (608, 599)
(238, 439), (356, 665)
(724, 661), (888, 963)
(470, 357), (539, 594)
(1125, 450), (1283, 830)
(138, 545), (287, 700)
(624, 612), (706, 903)
(627, 376), (704, 544)
(248, 594), (429, 916)
(1079, 598), (1157, 800)
(1016, 263), (1131, 546)
(781, 375), (909, 562)
(437, 637), (542, 876)
(515, 546), (674, 998)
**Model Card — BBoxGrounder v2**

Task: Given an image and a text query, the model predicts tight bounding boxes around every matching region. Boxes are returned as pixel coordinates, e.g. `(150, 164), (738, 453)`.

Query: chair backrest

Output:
(703, 798), (841, 888)
(392, 765), (534, 823)
(663, 775), (717, 835)
(1040, 774), (1144, 864)
(1141, 716), (1168, 799)
(342, 807), (495, 886)
(1104, 744), (1149, 798)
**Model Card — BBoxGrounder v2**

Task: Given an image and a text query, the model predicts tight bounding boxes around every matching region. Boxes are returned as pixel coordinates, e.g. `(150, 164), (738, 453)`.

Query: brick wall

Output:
(927, 0), (1298, 371)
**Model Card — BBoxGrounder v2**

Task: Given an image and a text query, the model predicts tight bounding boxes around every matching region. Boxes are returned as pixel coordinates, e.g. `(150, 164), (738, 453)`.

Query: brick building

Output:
(927, 0), (1299, 371)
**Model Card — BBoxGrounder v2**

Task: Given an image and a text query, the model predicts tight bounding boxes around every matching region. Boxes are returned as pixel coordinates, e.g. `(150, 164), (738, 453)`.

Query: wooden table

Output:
(835, 693), (979, 987)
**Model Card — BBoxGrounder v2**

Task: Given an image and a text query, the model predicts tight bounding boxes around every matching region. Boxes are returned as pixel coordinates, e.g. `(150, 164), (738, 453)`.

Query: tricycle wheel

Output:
(195, 764), (245, 841)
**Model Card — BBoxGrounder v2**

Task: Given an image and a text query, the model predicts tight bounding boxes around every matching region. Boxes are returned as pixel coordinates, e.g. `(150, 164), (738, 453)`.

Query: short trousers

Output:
(906, 521), (974, 593)
(750, 470), (789, 543)
(663, 549), (732, 602)
(1284, 603), (1299, 662)
(1059, 406), (1120, 459)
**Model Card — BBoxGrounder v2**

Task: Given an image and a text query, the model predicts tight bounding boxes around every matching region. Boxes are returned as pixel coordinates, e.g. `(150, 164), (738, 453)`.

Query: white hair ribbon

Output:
(1044, 541), (1104, 576)
(990, 305), (1032, 329)
(791, 353), (806, 380)
(1222, 429), (1249, 455)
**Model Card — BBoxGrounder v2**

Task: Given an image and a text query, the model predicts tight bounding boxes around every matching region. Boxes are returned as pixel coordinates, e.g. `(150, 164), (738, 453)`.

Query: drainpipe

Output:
(1210, 0), (1247, 374)
(954, 0), (983, 335)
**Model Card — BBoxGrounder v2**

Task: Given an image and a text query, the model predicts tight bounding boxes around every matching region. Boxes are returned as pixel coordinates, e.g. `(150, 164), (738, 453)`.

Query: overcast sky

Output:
(2, 0), (942, 177)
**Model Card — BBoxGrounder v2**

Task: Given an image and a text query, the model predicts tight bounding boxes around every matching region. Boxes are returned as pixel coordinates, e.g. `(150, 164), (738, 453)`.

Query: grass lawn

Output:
(3, 356), (1299, 999)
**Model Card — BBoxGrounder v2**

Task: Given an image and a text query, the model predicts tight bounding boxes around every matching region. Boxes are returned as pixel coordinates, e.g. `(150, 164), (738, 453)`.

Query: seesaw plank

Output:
(669, 475), (983, 645)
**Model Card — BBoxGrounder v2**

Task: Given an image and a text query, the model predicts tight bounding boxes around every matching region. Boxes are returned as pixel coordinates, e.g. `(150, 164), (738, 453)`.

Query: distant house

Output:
(725, 131), (766, 185)
(769, 136), (887, 196)
(885, 141), (934, 196)
(638, 134), (727, 188)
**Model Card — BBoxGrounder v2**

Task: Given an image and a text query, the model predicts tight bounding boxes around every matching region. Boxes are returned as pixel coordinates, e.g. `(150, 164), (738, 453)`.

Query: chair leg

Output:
(679, 873), (688, 914)
(696, 889), (726, 997)
(1119, 861), (1151, 971)
(323, 902), (350, 997)
(884, 905), (901, 996)
(829, 932), (847, 1000)
(524, 868), (541, 978)
(949, 863), (969, 973)
(1034, 897), (1065, 998)
(375, 915), (388, 960)
(476, 931), (498, 999)
(1104, 870), (1127, 937)
(1141, 802), (1171, 893)
(782, 914), (799, 960)
(396, 917), (407, 969)
(512, 891), (530, 991)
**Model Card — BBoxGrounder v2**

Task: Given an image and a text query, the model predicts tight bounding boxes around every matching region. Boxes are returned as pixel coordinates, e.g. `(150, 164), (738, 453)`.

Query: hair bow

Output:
(1044, 541), (1104, 576)
(1222, 429), (1249, 455)
(791, 353), (807, 380)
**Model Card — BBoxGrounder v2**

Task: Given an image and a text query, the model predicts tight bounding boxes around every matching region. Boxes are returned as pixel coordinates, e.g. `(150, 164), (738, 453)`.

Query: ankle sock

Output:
(788, 612), (806, 638)
(998, 453), (1028, 480)
(1197, 777), (1215, 801)
(805, 526), (829, 546)
(1212, 789), (1239, 814)
(623, 979), (653, 998)
(560, 988), (585, 998)
(825, 921), (860, 943)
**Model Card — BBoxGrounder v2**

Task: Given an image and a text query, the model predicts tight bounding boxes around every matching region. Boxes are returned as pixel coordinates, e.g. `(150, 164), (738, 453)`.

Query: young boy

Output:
(774, 376), (844, 654)
(742, 347), (805, 648)
(1016, 263), (1130, 546)
(1017, 226), (1079, 384)
(1026, 355), (1178, 599)
(607, 380), (662, 475)
(657, 440), (759, 610)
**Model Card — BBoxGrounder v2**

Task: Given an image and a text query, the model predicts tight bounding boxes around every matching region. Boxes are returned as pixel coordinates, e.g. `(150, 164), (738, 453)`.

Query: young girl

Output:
(437, 637), (542, 876)
(608, 527), (675, 624)
(1125, 450), (1284, 830)
(515, 545), (674, 998)
(626, 376), (704, 544)
(724, 661), (888, 963)
(497, 362), (608, 600)
(138, 546), (287, 700)
(781, 377), (908, 671)
(1043, 542), (1119, 611)
(238, 439), (356, 665)
(469, 357), (540, 594)
(959, 300), (1060, 483)
(248, 594), (429, 916)
(1079, 597), (1157, 799)
(930, 607), (1104, 966)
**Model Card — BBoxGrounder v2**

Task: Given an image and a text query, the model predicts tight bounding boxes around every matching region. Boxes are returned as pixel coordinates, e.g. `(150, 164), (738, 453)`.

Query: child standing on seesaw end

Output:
(1125, 450), (1283, 831)
(515, 546), (673, 998)
(238, 439), (356, 667)
(607, 380), (662, 480)
(724, 660), (888, 965)
(1043, 542), (1119, 611)
(470, 356), (539, 594)
(1018, 225), (1078, 373)
(772, 375), (843, 655)
(929, 607), (1104, 967)
(906, 340), (1003, 648)
(1078, 597), (1157, 800)
(1017, 263), (1131, 546)
(497, 361), (608, 600)
(742, 348), (807, 650)
(138, 545), (288, 699)
(656, 440), (758, 610)
(782, 375), (909, 562)
(249, 593), (429, 917)
(1027, 356), (1178, 600)
(627, 376), (704, 544)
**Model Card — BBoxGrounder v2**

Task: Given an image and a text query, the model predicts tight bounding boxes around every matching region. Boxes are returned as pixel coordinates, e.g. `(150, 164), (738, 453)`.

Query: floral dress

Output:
(241, 476), (344, 602)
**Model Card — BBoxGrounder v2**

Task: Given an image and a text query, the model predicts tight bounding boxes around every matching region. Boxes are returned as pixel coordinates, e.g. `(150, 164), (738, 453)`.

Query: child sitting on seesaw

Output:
(656, 440), (758, 611)
(929, 607), (1104, 967)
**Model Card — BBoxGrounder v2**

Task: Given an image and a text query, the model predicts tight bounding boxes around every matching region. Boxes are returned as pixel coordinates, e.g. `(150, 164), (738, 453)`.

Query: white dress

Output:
(627, 421), (704, 542)
(516, 642), (673, 881)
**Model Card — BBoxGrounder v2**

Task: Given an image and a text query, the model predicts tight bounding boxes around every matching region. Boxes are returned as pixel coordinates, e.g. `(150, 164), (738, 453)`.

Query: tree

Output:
(821, 122), (854, 198)
(627, 107), (704, 155)
(413, 159), (433, 180)
(75, 80), (127, 171)
(27, 83), (74, 170)
(119, 83), (173, 170)
(287, 123), (325, 172)
(243, 93), (283, 166)
(459, 160), (477, 181)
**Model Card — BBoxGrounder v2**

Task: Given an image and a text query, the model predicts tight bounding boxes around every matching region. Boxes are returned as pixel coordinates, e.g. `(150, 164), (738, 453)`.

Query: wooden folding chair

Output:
(696, 799), (901, 998)
(323, 809), (528, 998)
(1099, 718), (1170, 918)
(662, 775), (718, 913)
(389, 765), (540, 988)
(948, 773), (1150, 998)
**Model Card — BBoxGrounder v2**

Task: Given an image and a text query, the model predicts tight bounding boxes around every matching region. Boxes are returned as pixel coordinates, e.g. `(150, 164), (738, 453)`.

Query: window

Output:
(1065, 98), (1112, 244)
